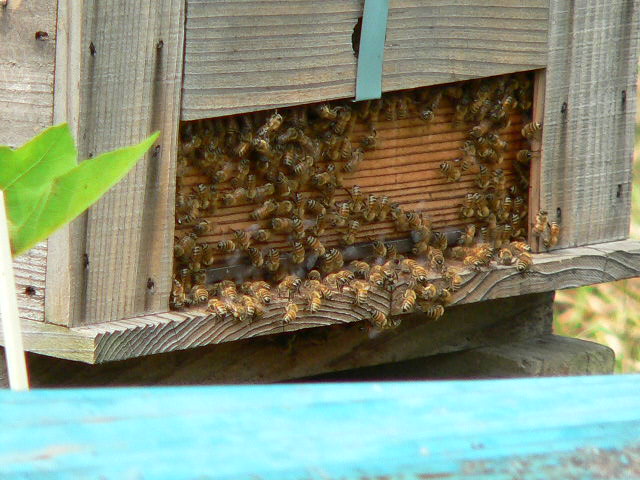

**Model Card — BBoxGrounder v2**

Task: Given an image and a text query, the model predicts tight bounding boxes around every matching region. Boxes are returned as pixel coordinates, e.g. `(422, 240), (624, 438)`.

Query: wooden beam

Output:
(12, 292), (553, 383)
(4, 239), (639, 364)
(541, 0), (640, 248)
(0, 375), (639, 479)
(181, 0), (549, 120)
(46, 1), (186, 326)
(0, 0), (57, 325)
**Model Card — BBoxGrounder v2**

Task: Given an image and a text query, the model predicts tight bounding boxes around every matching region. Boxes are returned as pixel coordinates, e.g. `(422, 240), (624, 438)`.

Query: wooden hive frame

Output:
(0, 0), (639, 365)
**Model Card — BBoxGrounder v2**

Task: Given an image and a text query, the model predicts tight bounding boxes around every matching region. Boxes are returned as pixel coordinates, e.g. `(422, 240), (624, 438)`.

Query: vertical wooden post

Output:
(0, 192), (29, 390)
(541, 0), (639, 248)
(46, 0), (186, 326)
(528, 70), (546, 252)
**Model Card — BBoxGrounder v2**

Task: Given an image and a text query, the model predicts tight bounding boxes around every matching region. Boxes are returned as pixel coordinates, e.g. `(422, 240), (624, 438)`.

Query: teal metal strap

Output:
(355, 0), (389, 101)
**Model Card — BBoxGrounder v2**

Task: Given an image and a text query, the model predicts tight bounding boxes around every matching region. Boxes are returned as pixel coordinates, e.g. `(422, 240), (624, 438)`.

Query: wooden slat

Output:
(541, 0), (640, 248)
(0, 0), (57, 147)
(16, 293), (554, 384)
(0, 2), (56, 325)
(382, 0), (549, 91)
(45, 1), (186, 326)
(1, 376), (639, 479)
(5, 240), (639, 363)
(13, 243), (47, 323)
(181, 0), (549, 120)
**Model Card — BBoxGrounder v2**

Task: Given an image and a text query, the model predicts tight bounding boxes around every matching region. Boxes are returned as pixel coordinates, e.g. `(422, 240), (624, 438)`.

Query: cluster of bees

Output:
(172, 72), (559, 330)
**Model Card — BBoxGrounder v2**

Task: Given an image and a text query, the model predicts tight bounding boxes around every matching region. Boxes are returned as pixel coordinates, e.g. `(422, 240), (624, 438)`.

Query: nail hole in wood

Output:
(561, 102), (567, 115)
(83, 253), (89, 269)
(556, 208), (562, 221)
(89, 41), (96, 56)
(352, 16), (363, 58)
(35, 31), (49, 41)
(146, 278), (156, 292)
(617, 184), (623, 198)
(24, 286), (36, 296)
(621, 90), (627, 105)
(156, 40), (164, 50)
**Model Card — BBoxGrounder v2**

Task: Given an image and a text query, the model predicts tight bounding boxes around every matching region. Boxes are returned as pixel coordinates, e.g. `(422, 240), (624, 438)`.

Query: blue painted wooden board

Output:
(1, 375), (639, 479)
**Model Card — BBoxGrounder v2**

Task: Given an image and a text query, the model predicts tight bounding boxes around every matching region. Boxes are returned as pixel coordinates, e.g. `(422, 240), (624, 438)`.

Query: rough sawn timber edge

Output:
(2, 240), (639, 364)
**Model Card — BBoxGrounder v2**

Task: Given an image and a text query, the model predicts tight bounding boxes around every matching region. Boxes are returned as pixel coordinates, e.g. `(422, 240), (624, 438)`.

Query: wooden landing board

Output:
(181, 0), (549, 120)
(1, 376), (639, 479)
(4, 240), (639, 364)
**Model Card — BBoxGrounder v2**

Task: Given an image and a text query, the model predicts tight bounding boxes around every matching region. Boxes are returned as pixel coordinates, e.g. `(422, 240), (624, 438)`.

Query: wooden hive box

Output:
(1, 0), (639, 372)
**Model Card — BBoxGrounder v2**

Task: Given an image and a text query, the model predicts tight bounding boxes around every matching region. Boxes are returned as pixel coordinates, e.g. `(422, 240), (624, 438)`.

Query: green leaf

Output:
(1, 123), (159, 257)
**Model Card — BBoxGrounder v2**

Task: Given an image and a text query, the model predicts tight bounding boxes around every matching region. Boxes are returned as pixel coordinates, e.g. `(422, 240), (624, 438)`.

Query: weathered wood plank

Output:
(382, 0), (548, 92)
(5, 292), (552, 383)
(4, 240), (639, 364)
(0, 0), (56, 147)
(1, 376), (639, 479)
(181, 0), (549, 120)
(541, 0), (640, 248)
(45, 1), (186, 326)
(13, 243), (46, 323)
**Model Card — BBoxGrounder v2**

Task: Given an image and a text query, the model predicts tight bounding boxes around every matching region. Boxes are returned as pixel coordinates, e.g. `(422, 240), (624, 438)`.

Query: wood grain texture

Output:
(45, 1), (186, 326)
(13, 243), (47, 323)
(382, 0), (548, 92)
(0, 0), (57, 147)
(1, 376), (639, 479)
(12, 293), (553, 384)
(181, 0), (549, 120)
(541, 0), (640, 248)
(5, 240), (639, 364)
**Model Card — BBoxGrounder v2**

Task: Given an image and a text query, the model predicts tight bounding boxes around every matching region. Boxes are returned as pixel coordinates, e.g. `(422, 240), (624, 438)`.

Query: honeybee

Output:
(174, 233), (197, 259)
(271, 217), (295, 233)
(283, 301), (299, 324)
(458, 223), (476, 247)
(222, 188), (248, 207)
(251, 229), (271, 242)
(305, 288), (323, 313)
(334, 269), (355, 290)
(372, 240), (387, 258)
(516, 251), (533, 272)
(533, 210), (549, 234)
(521, 121), (542, 141)
(343, 148), (364, 173)
(351, 280), (371, 306)
(245, 246), (264, 267)
(207, 298), (228, 319)
(250, 200), (275, 223)
(401, 288), (417, 313)
(547, 222), (560, 249)
(291, 241), (306, 264)
(498, 247), (514, 265)
(369, 308), (389, 329)
(307, 270), (322, 281)
(304, 199), (327, 216)
(377, 196), (391, 221)
(220, 281), (238, 301)
(428, 247), (445, 272)
(416, 282), (438, 301)
(318, 103), (338, 120)
(342, 220), (361, 246)
(214, 162), (235, 183)
(264, 248), (281, 272)
(189, 284), (209, 304)
(259, 112), (284, 137)
(516, 149), (533, 163)
(424, 303), (445, 320)
(350, 260), (371, 279)
(217, 240), (236, 253)
(443, 269), (463, 291)
(361, 128), (377, 150)
(171, 279), (187, 309)
(255, 183), (276, 201)
(320, 248), (344, 274)
(278, 275), (301, 298)
(304, 235), (326, 256)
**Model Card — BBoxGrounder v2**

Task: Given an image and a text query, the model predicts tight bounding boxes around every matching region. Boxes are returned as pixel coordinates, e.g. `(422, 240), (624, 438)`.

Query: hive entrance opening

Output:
(172, 71), (546, 329)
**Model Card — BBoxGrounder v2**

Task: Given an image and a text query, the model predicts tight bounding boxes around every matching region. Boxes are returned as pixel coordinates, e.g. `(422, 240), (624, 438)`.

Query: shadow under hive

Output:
(173, 71), (541, 327)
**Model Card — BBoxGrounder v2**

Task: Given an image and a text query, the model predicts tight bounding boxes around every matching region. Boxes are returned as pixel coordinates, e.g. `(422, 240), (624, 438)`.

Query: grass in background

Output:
(553, 79), (640, 373)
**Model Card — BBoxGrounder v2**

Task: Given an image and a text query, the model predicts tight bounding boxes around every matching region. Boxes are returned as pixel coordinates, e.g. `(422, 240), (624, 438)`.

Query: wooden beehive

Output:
(1, 0), (639, 368)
